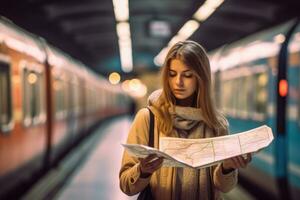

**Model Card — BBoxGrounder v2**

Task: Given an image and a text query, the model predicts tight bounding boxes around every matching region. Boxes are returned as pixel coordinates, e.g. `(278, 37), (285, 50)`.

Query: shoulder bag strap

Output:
(148, 107), (154, 147)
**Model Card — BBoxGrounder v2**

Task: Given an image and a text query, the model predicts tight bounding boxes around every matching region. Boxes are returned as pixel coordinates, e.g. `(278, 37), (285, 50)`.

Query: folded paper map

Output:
(122, 125), (274, 169)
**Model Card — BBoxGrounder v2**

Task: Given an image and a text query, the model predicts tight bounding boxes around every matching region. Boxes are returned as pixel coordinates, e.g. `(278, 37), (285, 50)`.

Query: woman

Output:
(119, 40), (252, 200)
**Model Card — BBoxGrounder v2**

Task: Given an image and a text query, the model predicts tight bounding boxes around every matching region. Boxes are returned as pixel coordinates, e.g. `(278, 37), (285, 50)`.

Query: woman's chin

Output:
(174, 94), (190, 100)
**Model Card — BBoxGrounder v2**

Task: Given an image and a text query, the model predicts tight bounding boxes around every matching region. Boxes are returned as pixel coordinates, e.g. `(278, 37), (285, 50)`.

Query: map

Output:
(122, 125), (274, 169)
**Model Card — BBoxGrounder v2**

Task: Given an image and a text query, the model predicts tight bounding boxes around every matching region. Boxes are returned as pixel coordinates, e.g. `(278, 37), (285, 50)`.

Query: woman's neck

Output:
(176, 94), (196, 107)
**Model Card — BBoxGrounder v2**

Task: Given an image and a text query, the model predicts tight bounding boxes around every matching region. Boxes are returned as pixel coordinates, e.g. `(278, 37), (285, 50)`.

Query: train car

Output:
(0, 17), (48, 198)
(0, 17), (131, 199)
(209, 18), (300, 200)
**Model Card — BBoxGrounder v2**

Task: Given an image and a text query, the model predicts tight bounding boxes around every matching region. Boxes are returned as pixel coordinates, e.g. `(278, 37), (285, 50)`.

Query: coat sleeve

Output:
(212, 125), (238, 193)
(119, 108), (152, 196)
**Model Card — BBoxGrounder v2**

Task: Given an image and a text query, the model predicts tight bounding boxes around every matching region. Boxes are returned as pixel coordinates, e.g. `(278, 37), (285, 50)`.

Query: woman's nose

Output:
(175, 75), (183, 86)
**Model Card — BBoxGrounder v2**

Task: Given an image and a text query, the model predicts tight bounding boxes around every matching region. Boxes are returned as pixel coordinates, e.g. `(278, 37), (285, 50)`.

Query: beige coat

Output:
(119, 107), (238, 200)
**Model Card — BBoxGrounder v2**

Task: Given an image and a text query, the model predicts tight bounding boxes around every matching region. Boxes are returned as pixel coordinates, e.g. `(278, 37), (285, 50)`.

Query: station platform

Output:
(22, 116), (256, 200)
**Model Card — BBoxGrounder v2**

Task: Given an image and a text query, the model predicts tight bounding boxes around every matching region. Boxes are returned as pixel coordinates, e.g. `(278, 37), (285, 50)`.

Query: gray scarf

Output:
(169, 106), (204, 138)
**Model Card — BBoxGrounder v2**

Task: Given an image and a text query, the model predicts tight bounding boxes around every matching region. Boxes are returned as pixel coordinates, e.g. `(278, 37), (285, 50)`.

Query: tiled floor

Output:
(56, 116), (137, 200)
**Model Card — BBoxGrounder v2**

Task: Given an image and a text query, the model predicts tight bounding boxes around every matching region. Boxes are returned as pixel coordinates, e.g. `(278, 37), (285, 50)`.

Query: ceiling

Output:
(1, 0), (300, 77)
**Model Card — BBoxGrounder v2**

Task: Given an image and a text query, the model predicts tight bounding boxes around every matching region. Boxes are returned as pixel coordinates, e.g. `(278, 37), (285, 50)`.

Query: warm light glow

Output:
(109, 72), (121, 84)
(121, 80), (130, 92)
(258, 74), (268, 86)
(279, 79), (288, 97)
(274, 34), (285, 44)
(121, 79), (147, 98)
(27, 73), (37, 84)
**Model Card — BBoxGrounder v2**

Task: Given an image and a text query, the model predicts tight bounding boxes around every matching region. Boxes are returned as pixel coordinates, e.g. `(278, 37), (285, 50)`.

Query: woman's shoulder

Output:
(136, 107), (150, 117)
(133, 108), (151, 124)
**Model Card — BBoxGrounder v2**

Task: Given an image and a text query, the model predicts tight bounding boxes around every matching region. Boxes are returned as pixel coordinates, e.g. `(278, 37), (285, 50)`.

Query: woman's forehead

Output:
(169, 59), (191, 71)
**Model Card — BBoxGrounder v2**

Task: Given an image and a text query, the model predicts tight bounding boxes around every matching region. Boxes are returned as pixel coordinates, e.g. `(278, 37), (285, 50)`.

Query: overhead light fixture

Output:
(112, 0), (133, 72)
(112, 0), (129, 21)
(154, 0), (225, 66)
(154, 47), (169, 67)
(193, 0), (224, 21)
(117, 22), (130, 40)
(177, 20), (200, 39)
(168, 35), (184, 47)
(119, 39), (133, 72)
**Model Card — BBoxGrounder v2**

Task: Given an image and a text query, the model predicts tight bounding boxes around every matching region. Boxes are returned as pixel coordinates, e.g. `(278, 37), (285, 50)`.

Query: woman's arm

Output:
(119, 108), (152, 196)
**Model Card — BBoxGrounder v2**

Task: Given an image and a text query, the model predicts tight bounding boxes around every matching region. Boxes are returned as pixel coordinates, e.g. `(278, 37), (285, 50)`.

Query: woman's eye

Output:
(169, 72), (176, 77)
(184, 73), (193, 78)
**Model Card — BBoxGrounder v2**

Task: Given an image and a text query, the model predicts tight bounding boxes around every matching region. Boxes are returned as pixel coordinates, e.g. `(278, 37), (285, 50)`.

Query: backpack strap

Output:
(147, 107), (154, 147)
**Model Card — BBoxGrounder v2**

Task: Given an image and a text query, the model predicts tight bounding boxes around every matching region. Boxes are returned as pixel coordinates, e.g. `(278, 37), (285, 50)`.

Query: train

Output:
(0, 17), (131, 199)
(210, 18), (300, 199)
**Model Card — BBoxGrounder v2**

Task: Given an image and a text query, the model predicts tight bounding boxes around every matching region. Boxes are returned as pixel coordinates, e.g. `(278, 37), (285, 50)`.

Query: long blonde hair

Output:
(152, 40), (227, 136)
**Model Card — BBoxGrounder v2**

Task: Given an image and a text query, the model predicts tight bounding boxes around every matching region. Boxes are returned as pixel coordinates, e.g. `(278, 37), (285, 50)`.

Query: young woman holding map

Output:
(119, 40), (252, 200)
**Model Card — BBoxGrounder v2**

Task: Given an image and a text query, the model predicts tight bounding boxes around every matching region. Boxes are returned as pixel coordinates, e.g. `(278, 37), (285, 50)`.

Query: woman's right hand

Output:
(138, 154), (164, 177)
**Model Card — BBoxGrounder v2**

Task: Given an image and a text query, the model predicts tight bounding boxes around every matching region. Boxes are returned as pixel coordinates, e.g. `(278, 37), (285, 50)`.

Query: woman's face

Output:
(168, 59), (197, 100)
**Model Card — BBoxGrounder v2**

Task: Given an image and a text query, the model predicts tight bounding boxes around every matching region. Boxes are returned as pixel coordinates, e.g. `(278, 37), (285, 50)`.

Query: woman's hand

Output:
(138, 154), (164, 177)
(222, 153), (252, 173)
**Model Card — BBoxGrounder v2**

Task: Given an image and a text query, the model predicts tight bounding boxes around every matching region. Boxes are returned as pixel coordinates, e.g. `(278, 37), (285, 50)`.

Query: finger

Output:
(145, 157), (163, 167)
(148, 158), (164, 172)
(146, 157), (163, 168)
(231, 157), (239, 169)
(236, 156), (247, 168)
(144, 154), (159, 162)
(246, 153), (252, 163)
(151, 160), (164, 171)
(151, 157), (164, 166)
(138, 157), (150, 167)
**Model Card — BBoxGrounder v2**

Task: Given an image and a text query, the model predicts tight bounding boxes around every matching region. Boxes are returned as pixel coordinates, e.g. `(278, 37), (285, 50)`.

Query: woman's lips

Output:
(174, 89), (185, 93)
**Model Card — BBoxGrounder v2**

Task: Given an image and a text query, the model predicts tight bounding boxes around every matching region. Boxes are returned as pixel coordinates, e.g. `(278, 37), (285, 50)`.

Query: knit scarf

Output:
(169, 106), (204, 138)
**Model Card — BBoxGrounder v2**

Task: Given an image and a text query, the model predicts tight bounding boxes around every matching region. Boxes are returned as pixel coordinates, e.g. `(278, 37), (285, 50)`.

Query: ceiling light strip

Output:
(154, 0), (224, 66)
(113, 0), (133, 72)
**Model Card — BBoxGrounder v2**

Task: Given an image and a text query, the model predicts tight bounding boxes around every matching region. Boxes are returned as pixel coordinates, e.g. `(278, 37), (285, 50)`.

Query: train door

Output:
(287, 23), (300, 199)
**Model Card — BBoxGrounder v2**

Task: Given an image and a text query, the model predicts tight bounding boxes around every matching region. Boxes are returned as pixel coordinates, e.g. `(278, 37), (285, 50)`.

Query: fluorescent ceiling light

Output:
(117, 22), (130, 40)
(119, 39), (133, 72)
(112, 0), (129, 21)
(178, 20), (200, 39)
(193, 0), (224, 21)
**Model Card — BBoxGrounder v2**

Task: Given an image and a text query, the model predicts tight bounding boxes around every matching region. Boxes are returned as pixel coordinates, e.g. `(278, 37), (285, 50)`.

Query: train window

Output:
(222, 80), (236, 116)
(54, 78), (66, 119)
(236, 76), (252, 118)
(253, 73), (268, 119)
(0, 61), (13, 132)
(22, 68), (44, 126)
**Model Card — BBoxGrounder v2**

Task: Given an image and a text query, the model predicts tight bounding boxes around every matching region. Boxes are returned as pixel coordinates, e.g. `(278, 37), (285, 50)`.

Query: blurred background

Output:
(0, 0), (300, 199)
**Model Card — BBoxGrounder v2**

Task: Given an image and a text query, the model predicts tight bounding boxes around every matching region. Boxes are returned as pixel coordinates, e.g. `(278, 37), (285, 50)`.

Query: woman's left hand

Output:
(222, 153), (252, 172)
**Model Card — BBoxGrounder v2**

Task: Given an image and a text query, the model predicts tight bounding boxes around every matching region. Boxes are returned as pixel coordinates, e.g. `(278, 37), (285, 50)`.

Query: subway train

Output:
(210, 18), (300, 200)
(0, 17), (131, 199)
